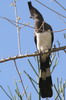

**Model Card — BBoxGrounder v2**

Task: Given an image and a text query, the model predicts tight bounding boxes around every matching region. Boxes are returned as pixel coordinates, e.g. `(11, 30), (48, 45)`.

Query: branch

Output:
(24, 71), (39, 94)
(0, 85), (12, 100)
(13, 0), (21, 55)
(0, 16), (34, 29)
(54, 84), (62, 100)
(28, 59), (39, 77)
(0, 16), (66, 33)
(53, 0), (66, 11)
(0, 46), (66, 63)
(35, 0), (66, 18)
(24, 71), (38, 85)
(14, 60), (28, 98)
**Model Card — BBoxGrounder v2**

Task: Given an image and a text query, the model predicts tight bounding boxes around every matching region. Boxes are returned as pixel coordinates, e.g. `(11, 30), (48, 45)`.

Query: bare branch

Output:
(24, 71), (39, 94)
(35, 0), (66, 18)
(13, 0), (21, 55)
(24, 71), (38, 85)
(1, 16), (66, 33)
(0, 46), (66, 63)
(0, 85), (12, 100)
(15, 81), (23, 100)
(54, 84), (62, 100)
(14, 60), (28, 98)
(0, 16), (34, 29)
(53, 0), (66, 11)
(28, 59), (39, 77)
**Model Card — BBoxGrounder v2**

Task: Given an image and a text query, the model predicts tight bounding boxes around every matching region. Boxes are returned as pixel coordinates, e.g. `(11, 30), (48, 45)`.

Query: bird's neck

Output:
(34, 19), (44, 32)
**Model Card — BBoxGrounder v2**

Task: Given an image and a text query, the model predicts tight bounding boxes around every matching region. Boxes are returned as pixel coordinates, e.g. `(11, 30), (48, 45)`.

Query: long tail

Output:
(39, 56), (53, 98)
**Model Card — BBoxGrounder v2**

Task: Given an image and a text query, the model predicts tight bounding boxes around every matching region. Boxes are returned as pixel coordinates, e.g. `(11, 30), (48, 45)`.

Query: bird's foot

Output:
(35, 50), (42, 54)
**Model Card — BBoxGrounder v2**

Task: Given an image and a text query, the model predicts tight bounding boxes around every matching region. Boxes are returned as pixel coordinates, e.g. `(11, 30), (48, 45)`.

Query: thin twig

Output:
(30, 79), (39, 94)
(13, 0), (21, 55)
(14, 81), (23, 100)
(28, 59), (39, 77)
(54, 84), (62, 100)
(36, 56), (41, 100)
(24, 71), (38, 85)
(7, 86), (14, 99)
(57, 78), (59, 91)
(22, 86), (28, 97)
(24, 71), (39, 94)
(0, 16), (34, 29)
(1, 16), (66, 33)
(0, 46), (66, 63)
(35, 0), (66, 18)
(51, 58), (59, 73)
(0, 85), (12, 100)
(14, 60), (28, 98)
(15, 82), (23, 100)
(63, 83), (65, 100)
(53, 0), (66, 11)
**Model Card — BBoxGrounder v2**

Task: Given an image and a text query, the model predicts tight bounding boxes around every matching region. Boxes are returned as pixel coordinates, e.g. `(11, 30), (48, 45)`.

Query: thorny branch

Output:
(0, 46), (66, 63)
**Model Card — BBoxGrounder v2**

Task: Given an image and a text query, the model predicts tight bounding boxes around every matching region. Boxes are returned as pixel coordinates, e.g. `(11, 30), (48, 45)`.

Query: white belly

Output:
(36, 30), (52, 51)
(35, 30), (52, 61)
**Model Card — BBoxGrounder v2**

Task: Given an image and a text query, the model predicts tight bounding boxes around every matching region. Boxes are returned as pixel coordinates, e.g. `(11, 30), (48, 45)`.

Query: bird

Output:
(28, 1), (54, 98)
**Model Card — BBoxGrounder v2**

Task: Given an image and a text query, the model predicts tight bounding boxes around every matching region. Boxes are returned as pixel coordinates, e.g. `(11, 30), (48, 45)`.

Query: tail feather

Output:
(39, 56), (53, 98)
(39, 76), (53, 98)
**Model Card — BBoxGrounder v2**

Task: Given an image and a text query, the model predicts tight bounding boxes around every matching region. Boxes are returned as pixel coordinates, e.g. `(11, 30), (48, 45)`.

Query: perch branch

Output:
(0, 46), (66, 63)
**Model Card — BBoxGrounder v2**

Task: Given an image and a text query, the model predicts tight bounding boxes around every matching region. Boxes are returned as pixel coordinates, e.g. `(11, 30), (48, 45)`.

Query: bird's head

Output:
(28, 1), (44, 21)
